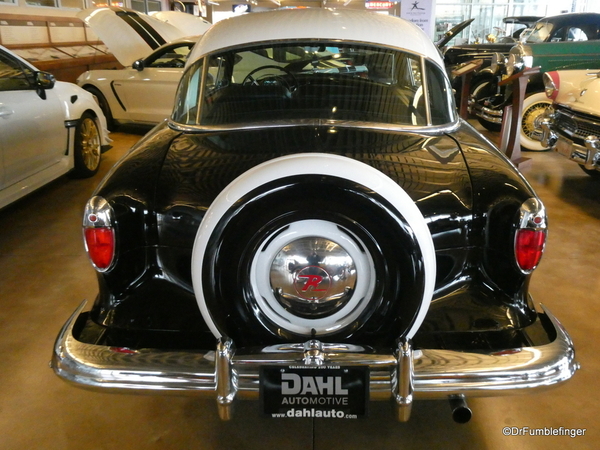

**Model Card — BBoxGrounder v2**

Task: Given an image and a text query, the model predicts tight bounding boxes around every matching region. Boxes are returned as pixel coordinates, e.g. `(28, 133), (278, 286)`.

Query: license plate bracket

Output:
(260, 366), (369, 419)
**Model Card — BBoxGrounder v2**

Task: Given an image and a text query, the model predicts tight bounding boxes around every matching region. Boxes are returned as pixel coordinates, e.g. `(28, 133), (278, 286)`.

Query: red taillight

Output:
(83, 196), (116, 272)
(84, 227), (115, 270)
(515, 229), (546, 272)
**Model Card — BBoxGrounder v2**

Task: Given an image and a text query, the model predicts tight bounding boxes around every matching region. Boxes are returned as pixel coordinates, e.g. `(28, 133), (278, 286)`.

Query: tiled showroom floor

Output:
(0, 123), (597, 449)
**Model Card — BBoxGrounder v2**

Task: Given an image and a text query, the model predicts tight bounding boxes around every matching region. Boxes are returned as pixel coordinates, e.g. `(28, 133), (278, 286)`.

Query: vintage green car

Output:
(469, 12), (600, 151)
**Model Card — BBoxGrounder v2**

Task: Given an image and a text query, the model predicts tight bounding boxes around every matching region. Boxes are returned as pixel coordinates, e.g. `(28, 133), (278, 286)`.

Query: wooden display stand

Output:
(498, 66), (541, 170)
(451, 59), (483, 119)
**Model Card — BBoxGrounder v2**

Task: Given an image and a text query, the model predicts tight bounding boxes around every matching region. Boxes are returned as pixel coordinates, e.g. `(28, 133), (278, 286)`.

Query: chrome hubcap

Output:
(270, 236), (357, 318)
(250, 219), (375, 336)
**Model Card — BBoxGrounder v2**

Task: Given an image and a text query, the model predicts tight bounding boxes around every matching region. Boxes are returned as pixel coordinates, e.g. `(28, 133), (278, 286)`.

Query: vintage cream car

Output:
(541, 69), (600, 178)
(76, 7), (211, 129)
(52, 8), (578, 423)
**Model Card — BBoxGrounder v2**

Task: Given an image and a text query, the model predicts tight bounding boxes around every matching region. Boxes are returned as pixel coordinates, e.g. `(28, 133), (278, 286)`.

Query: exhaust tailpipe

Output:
(449, 395), (472, 423)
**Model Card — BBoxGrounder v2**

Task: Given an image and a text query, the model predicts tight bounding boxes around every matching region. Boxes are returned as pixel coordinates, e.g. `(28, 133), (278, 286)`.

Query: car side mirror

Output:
(36, 71), (56, 89)
(132, 59), (145, 71)
(35, 71), (56, 100)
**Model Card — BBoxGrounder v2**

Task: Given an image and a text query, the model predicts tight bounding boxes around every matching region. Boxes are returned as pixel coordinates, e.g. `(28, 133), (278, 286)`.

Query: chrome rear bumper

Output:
(52, 302), (578, 420)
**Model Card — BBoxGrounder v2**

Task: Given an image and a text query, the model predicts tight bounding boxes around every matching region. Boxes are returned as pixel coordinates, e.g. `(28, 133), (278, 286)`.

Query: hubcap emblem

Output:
(295, 266), (331, 300)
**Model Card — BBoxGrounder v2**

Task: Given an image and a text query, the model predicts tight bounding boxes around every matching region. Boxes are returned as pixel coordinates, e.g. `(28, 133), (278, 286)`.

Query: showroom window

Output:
(434, 0), (560, 44)
(24, 0), (84, 7)
(131, 0), (162, 13)
(61, 0), (85, 8)
(24, 0), (56, 6)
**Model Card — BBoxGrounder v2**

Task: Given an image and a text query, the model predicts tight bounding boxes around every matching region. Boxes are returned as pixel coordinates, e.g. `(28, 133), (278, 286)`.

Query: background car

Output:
(52, 8), (577, 423)
(469, 12), (600, 150)
(443, 15), (541, 110)
(541, 69), (600, 179)
(0, 45), (111, 210)
(76, 7), (211, 129)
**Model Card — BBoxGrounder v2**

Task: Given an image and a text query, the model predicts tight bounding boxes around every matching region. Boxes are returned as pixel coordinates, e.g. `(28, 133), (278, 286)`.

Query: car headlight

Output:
(543, 71), (560, 100)
(506, 45), (532, 77)
(490, 52), (506, 74)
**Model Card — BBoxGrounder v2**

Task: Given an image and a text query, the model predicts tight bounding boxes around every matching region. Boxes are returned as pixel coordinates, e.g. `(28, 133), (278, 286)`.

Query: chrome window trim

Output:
(167, 118), (461, 135)
(420, 56), (432, 125)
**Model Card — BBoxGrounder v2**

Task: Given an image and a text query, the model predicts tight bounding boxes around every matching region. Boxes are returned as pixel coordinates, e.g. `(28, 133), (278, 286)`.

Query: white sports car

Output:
(0, 45), (111, 210)
(541, 69), (600, 179)
(76, 7), (211, 129)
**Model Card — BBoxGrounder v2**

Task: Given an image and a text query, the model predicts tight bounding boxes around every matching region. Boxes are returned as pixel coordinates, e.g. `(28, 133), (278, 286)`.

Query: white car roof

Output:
(188, 9), (444, 67)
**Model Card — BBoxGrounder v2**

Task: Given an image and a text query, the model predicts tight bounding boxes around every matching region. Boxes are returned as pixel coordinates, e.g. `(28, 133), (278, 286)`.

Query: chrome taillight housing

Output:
(83, 196), (116, 272)
(515, 198), (547, 273)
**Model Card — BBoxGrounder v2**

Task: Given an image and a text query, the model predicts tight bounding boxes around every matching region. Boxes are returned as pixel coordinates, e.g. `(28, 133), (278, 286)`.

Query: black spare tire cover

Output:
(191, 153), (435, 346)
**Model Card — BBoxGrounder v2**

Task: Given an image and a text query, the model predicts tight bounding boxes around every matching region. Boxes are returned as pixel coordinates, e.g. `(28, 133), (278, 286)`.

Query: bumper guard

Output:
(543, 126), (600, 172)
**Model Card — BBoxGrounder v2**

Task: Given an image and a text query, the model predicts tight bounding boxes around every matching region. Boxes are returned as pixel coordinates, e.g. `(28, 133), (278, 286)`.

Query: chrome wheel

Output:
(520, 92), (552, 151)
(72, 112), (101, 178)
(80, 118), (101, 170)
(251, 219), (375, 335)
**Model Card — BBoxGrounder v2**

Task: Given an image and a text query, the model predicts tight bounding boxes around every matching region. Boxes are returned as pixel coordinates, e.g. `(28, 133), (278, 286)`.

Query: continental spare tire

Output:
(191, 153), (436, 347)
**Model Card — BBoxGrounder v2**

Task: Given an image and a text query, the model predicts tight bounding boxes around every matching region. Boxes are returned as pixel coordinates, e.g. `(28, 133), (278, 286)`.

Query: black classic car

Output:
(52, 8), (578, 423)
(469, 12), (600, 150)
(443, 16), (541, 106)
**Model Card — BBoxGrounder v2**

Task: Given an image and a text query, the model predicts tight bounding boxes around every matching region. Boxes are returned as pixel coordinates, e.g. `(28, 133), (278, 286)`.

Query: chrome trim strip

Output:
(419, 56), (432, 125)
(167, 118), (461, 135)
(52, 302), (578, 400)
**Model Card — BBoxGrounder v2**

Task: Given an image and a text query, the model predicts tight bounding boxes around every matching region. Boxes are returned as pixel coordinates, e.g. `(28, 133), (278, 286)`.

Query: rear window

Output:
(172, 42), (456, 128)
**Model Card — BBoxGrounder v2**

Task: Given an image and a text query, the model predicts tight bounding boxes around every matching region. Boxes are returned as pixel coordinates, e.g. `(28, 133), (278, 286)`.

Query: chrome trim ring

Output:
(250, 219), (375, 335)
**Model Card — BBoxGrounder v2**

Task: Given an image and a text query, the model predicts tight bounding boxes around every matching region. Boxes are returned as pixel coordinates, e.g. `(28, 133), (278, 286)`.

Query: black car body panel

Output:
(88, 122), (536, 346)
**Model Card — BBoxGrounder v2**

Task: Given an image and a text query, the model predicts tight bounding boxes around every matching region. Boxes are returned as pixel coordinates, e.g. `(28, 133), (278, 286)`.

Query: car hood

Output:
(436, 18), (474, 49)
(77, 7), (207, 66)
(554, 70), (600, 116)
(150, 11), (211, 36)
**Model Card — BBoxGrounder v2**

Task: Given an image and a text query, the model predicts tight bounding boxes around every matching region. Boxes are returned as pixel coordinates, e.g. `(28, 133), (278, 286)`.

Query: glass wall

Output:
(131, 0), (161, 13)
(435, 0), (579, 45)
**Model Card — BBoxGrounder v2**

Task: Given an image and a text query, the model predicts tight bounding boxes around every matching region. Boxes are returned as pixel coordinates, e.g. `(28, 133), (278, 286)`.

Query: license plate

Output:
(555, 137), (573, 158)
(260, 366), (369, 419)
